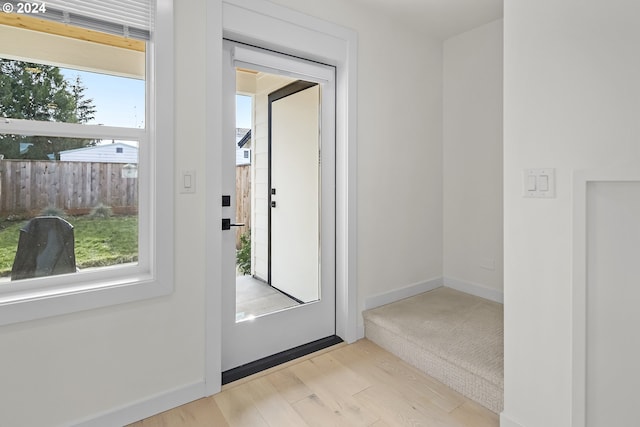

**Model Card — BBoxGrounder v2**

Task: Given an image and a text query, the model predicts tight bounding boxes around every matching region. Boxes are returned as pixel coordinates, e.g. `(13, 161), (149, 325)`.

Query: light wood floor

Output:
(128, 339), (499, 427)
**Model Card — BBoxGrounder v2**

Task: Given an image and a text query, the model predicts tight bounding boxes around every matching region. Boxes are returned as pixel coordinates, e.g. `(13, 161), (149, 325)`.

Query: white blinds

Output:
(7, 0), (154, 40)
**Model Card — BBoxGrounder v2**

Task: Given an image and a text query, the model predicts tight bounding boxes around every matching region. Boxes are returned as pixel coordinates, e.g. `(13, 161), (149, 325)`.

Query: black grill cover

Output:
(11, 216), (76, 281)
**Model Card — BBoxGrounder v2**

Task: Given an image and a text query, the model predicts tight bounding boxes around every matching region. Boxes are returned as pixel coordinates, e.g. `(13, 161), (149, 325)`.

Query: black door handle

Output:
(222, 218), (246, 230)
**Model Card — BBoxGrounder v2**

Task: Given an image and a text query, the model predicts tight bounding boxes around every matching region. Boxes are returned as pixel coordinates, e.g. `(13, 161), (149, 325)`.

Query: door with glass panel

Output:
(221, 41), (336, 373)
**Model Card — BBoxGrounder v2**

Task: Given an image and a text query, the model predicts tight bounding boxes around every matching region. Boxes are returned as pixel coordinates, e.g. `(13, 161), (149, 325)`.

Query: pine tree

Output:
(0, 59), (98, 159)
(70, 75), (96, 124)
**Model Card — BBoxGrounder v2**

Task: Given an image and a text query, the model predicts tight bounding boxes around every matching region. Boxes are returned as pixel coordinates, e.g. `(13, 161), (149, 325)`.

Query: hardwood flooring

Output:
(128, 339), (499, 427)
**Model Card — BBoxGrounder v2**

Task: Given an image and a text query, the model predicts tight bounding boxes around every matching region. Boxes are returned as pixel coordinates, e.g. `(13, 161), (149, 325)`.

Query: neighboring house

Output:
(236, 128), (251, 165)
(59, 142), (139, 164)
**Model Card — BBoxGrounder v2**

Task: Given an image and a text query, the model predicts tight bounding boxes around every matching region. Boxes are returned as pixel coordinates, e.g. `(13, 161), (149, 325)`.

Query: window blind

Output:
(6, 0), (154, 40)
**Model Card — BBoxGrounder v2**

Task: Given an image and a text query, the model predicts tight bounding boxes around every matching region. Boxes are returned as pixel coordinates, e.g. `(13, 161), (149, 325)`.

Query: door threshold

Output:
(222, 335), (343, 386)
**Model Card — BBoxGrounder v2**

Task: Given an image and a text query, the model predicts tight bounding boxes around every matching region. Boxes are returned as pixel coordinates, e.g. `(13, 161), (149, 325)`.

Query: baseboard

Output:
(443, 276), (503, 304)
(359, 278), (443, 340)
(70, 381), (206, 427)
(363, 277), (443, 311)
(500, 412), (525, 427)
(357, 321), (365, 339)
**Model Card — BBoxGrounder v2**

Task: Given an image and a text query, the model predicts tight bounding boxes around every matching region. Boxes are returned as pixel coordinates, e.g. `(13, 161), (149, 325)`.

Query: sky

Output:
(236, 94), (252, 129)
(60, 68), (145, 129)
(60, 68), (251, 133)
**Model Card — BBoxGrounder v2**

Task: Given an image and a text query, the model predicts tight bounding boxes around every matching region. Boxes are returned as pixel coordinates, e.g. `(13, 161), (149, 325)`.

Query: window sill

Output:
(0, 266), (173, 325)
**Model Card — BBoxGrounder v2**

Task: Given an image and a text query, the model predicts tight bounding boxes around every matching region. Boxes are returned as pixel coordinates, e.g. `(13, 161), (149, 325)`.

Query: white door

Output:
(270, 83), (320, 303)
(221, 41), (336, 372)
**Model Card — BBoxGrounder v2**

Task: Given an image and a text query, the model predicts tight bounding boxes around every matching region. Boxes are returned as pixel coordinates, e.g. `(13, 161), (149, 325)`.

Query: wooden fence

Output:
(235, 164), (251, 249)
(0, 160), (138, 216)
(1, 161), (250, 246)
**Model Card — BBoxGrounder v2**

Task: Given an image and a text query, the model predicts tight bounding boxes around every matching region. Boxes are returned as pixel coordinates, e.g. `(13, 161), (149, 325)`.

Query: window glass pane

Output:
(0, 58), (145, 128)
(0, 135), (139, 281)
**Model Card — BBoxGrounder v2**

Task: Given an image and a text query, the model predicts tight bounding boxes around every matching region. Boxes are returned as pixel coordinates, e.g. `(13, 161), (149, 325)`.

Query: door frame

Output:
(205, 0), (358, 395)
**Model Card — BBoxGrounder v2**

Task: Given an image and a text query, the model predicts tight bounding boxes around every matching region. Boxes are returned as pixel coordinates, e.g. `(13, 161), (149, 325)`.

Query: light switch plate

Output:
(180, 170), (196, 194)
(524, 168), (556, 198)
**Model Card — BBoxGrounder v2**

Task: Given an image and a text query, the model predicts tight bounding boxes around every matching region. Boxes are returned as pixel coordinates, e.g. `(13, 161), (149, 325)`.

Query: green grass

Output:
(0, 215), (138, 277)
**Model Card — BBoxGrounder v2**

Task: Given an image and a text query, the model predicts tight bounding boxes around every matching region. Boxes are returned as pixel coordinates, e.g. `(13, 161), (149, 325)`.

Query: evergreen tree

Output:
(70, 75), (96, 124)
(0, 59), (98, 160)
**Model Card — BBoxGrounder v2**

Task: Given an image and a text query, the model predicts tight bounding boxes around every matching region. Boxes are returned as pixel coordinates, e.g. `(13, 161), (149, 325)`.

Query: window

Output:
(0, 0), (173, 325)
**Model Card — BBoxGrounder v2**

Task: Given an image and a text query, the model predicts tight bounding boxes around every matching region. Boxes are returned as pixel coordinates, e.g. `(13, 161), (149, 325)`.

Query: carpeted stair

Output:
(363, 286), (504, 413)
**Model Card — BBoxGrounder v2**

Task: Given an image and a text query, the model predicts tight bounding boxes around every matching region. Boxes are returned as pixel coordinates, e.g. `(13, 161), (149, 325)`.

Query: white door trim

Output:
(205, 0), (358, 395)
(571, 168), (640, 427)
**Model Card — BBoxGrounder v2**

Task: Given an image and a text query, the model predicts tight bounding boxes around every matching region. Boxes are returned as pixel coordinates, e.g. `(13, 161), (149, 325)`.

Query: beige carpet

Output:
(363, 287), (504, 413)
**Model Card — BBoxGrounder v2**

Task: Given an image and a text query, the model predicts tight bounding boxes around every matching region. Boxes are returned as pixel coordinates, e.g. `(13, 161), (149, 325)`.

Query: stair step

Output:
(363, 286), (504, 413)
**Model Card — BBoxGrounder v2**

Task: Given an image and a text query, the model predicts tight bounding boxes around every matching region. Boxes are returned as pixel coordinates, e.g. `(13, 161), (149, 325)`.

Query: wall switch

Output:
(524, 168), (555, 198)
(180, 170), (196, 194)
(539, 175), (549, 191)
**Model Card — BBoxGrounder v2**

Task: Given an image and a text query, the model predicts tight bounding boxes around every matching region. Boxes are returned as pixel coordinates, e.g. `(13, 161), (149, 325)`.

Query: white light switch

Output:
(524, 168), (556, 198)
(180, 170), (196, 194)
(539, 175), (549, 191)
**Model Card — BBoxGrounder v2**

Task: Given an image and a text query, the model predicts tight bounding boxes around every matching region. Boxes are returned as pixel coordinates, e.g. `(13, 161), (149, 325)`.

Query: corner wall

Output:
(443, 20), (503, 301)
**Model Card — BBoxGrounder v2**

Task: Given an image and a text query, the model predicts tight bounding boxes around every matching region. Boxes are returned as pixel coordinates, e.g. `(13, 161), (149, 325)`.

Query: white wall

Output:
(271, 0), (444, 317)
(503, 1), (640, 426)
(443, 20), (503, 299)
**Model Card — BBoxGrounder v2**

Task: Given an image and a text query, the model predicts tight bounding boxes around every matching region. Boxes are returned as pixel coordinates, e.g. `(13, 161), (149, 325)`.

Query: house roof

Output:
(237, 129), (251, 148)
(236, 128), (250, 140)
(59, 142), (138, 155)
